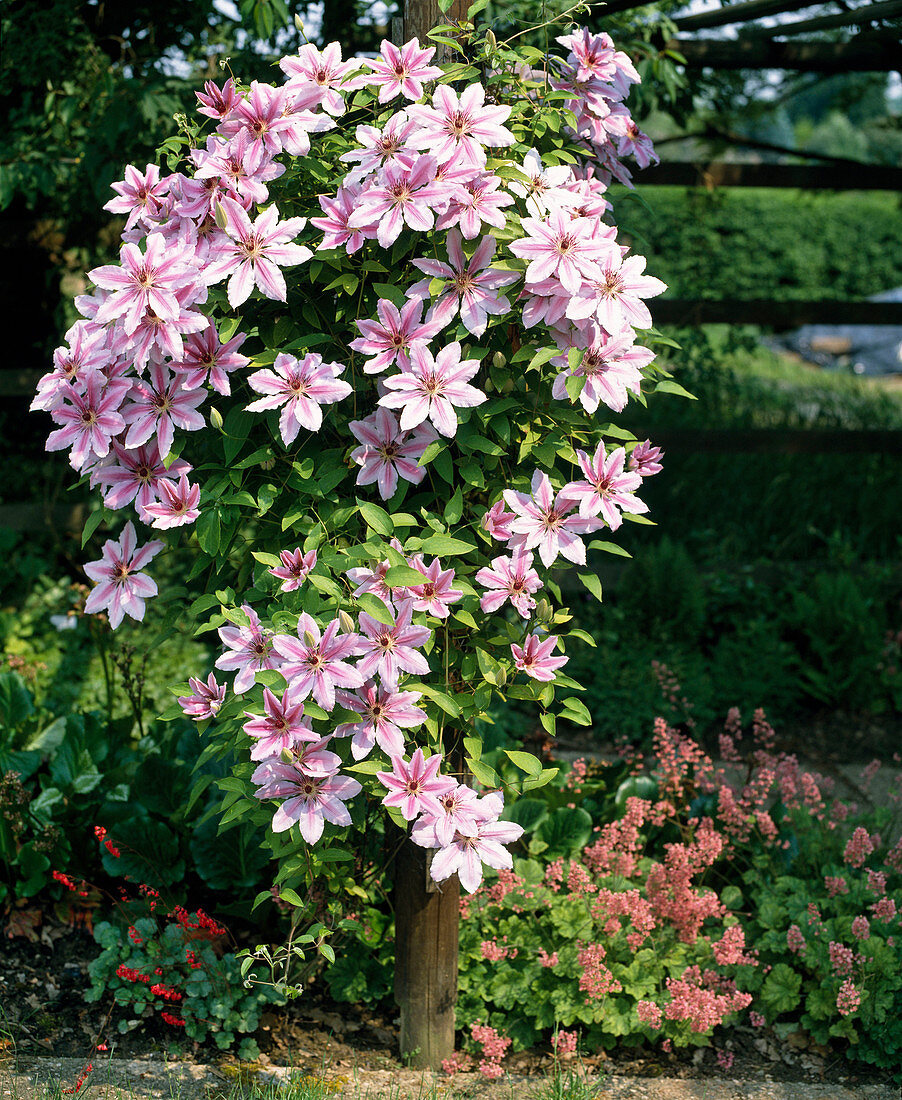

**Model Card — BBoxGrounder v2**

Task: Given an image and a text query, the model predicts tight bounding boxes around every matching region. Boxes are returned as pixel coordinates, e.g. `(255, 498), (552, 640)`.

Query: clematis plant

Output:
(34, 3), (682, 1046)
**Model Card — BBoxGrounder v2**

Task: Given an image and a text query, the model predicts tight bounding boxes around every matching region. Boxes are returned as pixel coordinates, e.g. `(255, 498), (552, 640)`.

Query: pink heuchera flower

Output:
(406, 557), (463, 619)
(178, 673), (226, 721)
(251, 761), (361, 842)
(334, 682), (427, 760)
(272, 612), (364, 711)
(45, 374), (129, 471)
(377, 748), (455, 821)
(349, 408), (436, 501)
(269, 548), (317, 592)
(355, 600), (431, 690)
(558, 442), (648, 529)
(83, 522), (164, 629)
(171, 321), (250, 396)
(350, 298), (441, 375)
(246, 352), (352, 444)
(91, 442), (190, 521)
(407, 83), (514, 166)
(511, 632), (568, 681)
(204, 198), (311, 308)
(476, 550), (542, 618)
(409, 231), (518, 338)
(103, 164), (171, 230)
(216, 604), (281, 694)
(503, 470), (603, 567)
(142, 472), (201, 529)
(379, 340), (485, 438)
(243, 686), (317, 760)
(350, 38), (442, 103)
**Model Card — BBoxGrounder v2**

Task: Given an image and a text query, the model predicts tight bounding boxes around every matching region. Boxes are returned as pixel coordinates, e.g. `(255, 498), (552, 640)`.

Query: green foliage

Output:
(86, 915), (284, 1052)
(623, 189), (902, 304)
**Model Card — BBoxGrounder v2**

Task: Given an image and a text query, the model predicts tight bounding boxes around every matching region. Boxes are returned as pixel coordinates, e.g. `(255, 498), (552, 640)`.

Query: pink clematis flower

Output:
(350, 298), (442, 375)
(251, 761), (361, 842)
(556, 28), (619, 81)
(339, 115), (420, 184)
(103, 164), (171, 230)
(246, 352), (351, 444)
(509, 208), (616, 295)
(279, 41), (358, 115)
(629, 439), (664, 477)
(558, 442), (648, 528)
(243, 686), (317, 761)
(272, 613), (363, 711)
(195, 78), (241, 121)
(349, 408), (436, 501)
(409, 231), (519, 337)
(32, 322), (108, 413)
(83, 522), (164, 629)
(192, 130), (286, 207)
(429, 801), (525, 894)
(507, 149), (581, 217)
(406, 558), (463, 619)
(334, 682), (427, 760)
(476, 549), (542, 618)
(350, 38), (442, 103)
(355, 600), (431, 691)
(310, 185), (366, 253)
(142, 473), (201, 529)
(565, 251), (666, 331)
(407, 83), (514, 166)
(436, 172), (515, 239)
(204, 198), (311, 308)
(347, 156), (453, 248)
(121, 362), (206, 458)
(377, 748), (455, 821)
(216, 604), (281, 694)
(504, 470), (603, 568)
(550, 326), (650, 414)
(411, 782), (483, 849)
(378, 340), (485, 438)
(218, 81), (325, 159)
(90, 232), (196, 336)
(482, 499), (516, 542)
(44, 373), (129, 471)
(171, 321), (250, 396)
(178, 673), (226, 721)
(269, 548), (317, 592)
(109, 286), (208, 372)
(91, 441), (190, 520)
(511, 632), (568, 682)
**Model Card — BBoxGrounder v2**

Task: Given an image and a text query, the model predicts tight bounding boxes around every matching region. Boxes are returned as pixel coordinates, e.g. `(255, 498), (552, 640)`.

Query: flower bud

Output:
(294, 13), (304, 33)
(210, 407), (224, 431)
(280, 748), (294, 764)
(303, 631), (317, 648)
(535, 598), (552, 622)
(485, 29), (497, 53)
(214, 201), (229, 231)
(492, 351), (506, 369)
(338, 609), (355, 634)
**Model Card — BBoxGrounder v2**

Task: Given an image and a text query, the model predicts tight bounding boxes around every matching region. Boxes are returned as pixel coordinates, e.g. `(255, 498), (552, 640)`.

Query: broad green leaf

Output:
(654, 379), (697, 400)
(420, 534), (477, 556)
(415, 684), (461, 716)
(356, 593), (394, 625)
(522, 767), (559, 792)
(504, 749), (542, 776)
(358, 501), (393, 536)
(559, 698), (592, 726)
(384, 565), (425, 587)
(578, 572), (603, 602)
(467, 757), (498, 787)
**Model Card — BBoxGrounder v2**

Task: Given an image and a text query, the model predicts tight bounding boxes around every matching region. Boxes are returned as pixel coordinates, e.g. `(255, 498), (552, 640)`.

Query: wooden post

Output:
(391, 0), (469, 1069)
(393, 838), (460, 1068)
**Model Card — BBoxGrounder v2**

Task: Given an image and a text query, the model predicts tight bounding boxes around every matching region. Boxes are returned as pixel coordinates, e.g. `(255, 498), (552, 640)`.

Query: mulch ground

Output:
(1, 923), (895, 1097)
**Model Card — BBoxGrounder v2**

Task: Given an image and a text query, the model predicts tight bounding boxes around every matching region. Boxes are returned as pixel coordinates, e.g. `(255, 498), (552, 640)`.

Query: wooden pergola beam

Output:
(674, 0), (839, 32)
(741, 0), (902, 36)
(667, 34), (902, 71)
(652, 299), (902, 328)
(637, 161), (902, 190)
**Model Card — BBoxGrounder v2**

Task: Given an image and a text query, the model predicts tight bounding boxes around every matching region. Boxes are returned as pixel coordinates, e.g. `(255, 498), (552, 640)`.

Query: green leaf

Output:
(564, 372), (586, 403)
(467, 757), (498, 787)
(384, 565), (425, 587)
(444, 488), (463, 525)
(356, 593), (394, 625)
(80, 508), (106, 548)
(503, 798), (549, 832)
(415, 684), (461, 716)
(559, 698), (592, 726)
(589, 540), (631, 558)
(358, 501), (393, 536)
(535, 806), (592, 858)
(527, 346), (559, 371)
(196, 508), (221, 557)
(578, 572), (603, 602)
(504, 749), (542, 776)
(761, 963), (802, 1016)
(654, 379), (697, 400)
(522, 767), (559, 792)
(419, 534), (476, 556)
